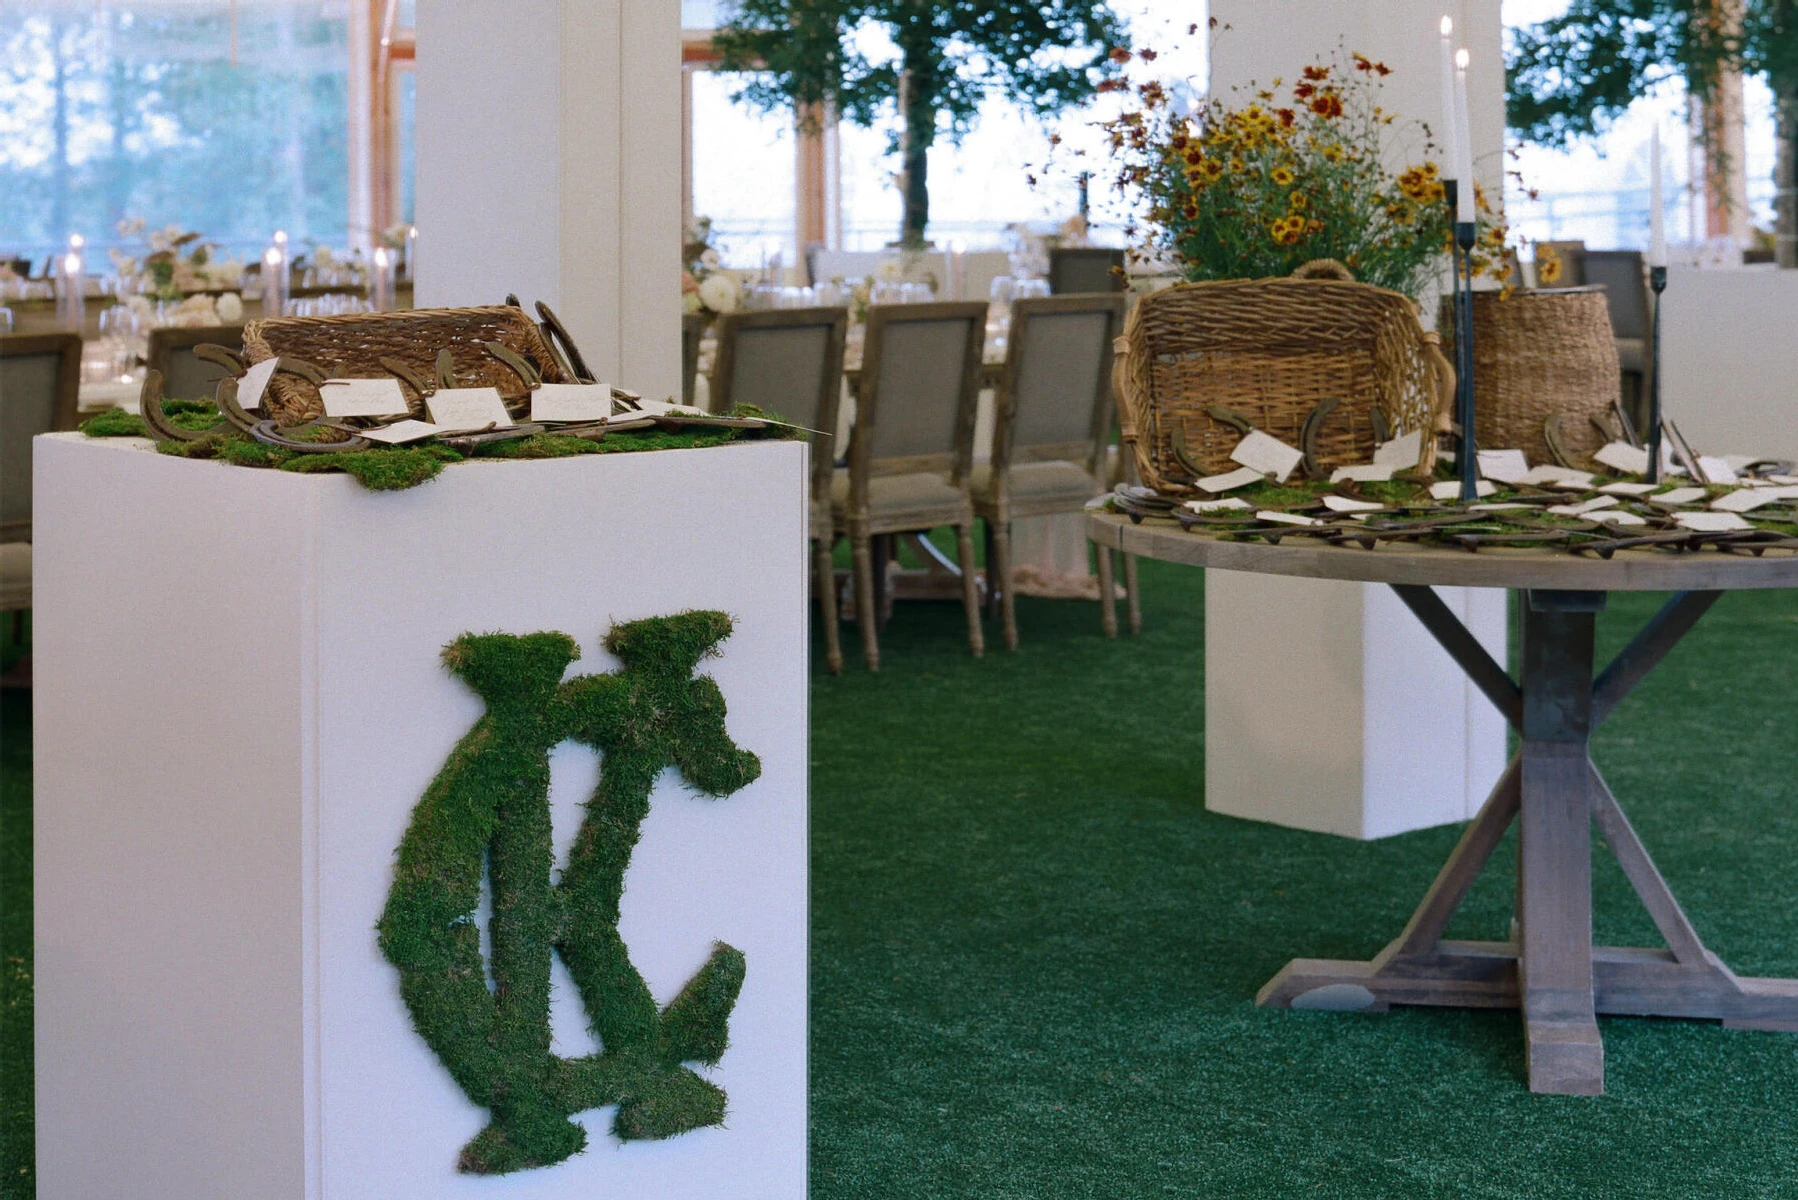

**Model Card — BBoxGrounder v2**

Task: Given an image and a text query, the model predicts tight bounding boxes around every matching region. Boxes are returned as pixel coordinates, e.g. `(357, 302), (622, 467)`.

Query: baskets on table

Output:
(1114, 263), (1450, 495)
(1437, 285), (1621, 469)
(240, 305), (575, 423)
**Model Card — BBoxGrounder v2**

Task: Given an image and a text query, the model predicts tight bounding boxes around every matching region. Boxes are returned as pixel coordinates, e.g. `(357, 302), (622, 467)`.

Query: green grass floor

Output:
(7, 567), (1798, 1196)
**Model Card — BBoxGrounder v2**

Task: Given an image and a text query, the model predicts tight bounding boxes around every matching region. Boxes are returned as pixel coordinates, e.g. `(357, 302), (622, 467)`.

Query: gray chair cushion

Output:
(831, 468), (971, 533)
(1, 350), (63, 529)
(970, 461), (1103, 509)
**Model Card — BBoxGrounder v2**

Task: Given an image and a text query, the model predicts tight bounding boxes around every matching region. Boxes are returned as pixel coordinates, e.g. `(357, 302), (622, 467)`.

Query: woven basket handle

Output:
(1290, 258), (1355, 282)
(1420, 330), (1457, 447)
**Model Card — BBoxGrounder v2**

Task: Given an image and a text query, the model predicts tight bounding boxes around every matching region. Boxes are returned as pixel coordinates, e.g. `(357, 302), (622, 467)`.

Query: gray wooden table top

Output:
(1088, 510), (1798, 591)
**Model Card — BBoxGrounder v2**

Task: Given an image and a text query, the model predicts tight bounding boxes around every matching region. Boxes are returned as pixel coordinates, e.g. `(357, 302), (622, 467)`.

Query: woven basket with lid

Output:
(240, 304), (574, 423)
(1114, 262), (1451, 495)
(1437, 286), (1621, 469)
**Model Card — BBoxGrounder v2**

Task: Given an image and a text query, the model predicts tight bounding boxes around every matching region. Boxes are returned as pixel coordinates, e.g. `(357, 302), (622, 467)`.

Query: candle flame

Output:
(1440, 15), (1452, 36)
(374, 246), (390, 267)
(273, 229), (288, 245)
(264, 247), (283, 267)
(62, 252), (81, 275)
(68, 233), (85, 250)
(1455, 47), (1470, 68)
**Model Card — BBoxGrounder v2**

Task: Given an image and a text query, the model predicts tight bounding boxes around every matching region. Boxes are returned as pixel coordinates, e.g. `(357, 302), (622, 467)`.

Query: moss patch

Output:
(377, 611), (761, 1175)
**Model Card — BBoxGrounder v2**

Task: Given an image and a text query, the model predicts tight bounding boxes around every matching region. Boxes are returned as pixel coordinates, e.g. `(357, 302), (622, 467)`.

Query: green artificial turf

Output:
(6, 563), (1798, 1197)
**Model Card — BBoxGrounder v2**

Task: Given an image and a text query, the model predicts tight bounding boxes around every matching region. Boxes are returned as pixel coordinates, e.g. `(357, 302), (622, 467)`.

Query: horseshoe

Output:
(535, 301), (597, 384)
(435, 348), (459, 392)
(193, 343), (245, 376)
(1544, 413), (1578, 469)
(215, 376), (260, 433)
(1169, 422), (1206, 481)
(137, 370), (229, 443)
(1369, 407), (1391, 445)
(483, 340), (542, 390)
(1204, 404), (1255, 436)
(250, 419), (372, 453)
(379, 356), (435, 417)
(1300, 397), (1340, 480)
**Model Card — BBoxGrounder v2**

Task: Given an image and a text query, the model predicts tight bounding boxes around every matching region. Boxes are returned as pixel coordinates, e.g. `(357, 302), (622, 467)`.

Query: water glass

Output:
(0, 307), (12, 334)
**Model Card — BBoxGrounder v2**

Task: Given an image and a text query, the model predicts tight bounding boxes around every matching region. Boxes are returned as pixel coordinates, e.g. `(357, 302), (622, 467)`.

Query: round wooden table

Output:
(1089, 510), (1798, 1096)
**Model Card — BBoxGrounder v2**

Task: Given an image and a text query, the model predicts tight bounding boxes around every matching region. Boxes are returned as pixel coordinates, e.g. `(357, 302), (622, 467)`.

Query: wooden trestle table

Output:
(1088, 510), (1798, 1095)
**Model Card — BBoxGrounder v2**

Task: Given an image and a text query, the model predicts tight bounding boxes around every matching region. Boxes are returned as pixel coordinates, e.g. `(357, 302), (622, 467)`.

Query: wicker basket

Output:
(240, 305), (573, 423)
(1114, 265), (1450, 494)
(1437, 286), (1620, 468)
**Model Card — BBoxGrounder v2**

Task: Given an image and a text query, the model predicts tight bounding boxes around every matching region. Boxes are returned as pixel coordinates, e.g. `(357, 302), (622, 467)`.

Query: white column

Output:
(415, 0), (681, 403)
(1201, 1), (1509, 839)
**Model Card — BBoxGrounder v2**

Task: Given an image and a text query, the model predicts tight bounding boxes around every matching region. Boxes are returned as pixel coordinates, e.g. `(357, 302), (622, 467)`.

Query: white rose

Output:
(216, 292), (244, 322)
(698, 272), (740, 314)
(699, 247), (720, 268)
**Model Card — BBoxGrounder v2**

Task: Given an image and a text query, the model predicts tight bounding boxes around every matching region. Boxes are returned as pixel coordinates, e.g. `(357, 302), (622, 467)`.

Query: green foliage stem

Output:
(377, 612), (761, 1175)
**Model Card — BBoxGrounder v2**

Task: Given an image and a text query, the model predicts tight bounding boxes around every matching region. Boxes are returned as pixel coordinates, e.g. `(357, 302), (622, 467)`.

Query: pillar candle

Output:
(1453, 48), (1474, 223)
(1438, 16), (1458, 172)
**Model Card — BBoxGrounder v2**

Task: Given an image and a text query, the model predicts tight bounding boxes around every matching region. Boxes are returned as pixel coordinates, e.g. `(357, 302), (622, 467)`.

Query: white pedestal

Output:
(1662, 265), (1798, 462)
(1206, 572), (1508, 840)
(33, 435), (808, 1199)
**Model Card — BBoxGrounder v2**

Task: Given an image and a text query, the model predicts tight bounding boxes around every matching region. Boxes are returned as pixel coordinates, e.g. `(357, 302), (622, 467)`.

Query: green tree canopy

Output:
(712, 0), (1129, 246)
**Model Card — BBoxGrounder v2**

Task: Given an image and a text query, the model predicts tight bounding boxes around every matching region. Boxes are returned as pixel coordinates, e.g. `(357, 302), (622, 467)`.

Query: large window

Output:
(0, 1), (350, 265)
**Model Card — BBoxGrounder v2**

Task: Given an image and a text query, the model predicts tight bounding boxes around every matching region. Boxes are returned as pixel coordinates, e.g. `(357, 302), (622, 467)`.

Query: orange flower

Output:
(1310, 92), (1344, 119)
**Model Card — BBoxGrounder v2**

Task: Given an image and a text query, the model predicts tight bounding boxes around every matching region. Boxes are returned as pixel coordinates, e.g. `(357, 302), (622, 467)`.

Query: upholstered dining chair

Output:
(1, 332), (82, 680)
(681, 312), (707, 408)
(711, 305), (850, 673)
(971, 293), (1129, 649)
(1048, 247), (1127, 295)
(146, 323), (244, 401)
(833, 300), (988, 671)
(1581, 250), (1652, 434)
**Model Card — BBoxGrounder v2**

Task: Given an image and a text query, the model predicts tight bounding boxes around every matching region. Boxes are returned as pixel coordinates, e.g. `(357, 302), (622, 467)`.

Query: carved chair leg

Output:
(990, 519), (1017, 650)
(956, 523), (985, 658)
(852, 533), (880, 672)
(813, 536), (843, 676)
(1122, 552), (1141, 634)
(1095, 543), (1119, 638)
(982, 520), (1001, 618)
(872, 535), (892, 631)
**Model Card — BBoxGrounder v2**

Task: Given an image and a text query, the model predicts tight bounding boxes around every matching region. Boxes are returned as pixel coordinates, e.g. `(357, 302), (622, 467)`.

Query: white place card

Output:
(362, 419), (443, 445)
(627, 398), (709, 418)
(1520, 465), (1595, 488)
(1674, 510), (1753, 532)
(1592, 510), (1648, 527)
(1372, 429), (1422, 469)
(1722, 453), (1760, 473)
(1196, 466), (1266, 493)
(1256, 510), (1319, 526)
(1430, 480), (1497, 500)
(1593, 441), (1651, 476)
(1229, 430), (1304, 483)
(1769, 474), (1798, 486)
(1184, 497), (1253, 513)
(426, 387), (514, 432)
(1330, 463), (1395, 483)
(529, 383), (611, 423)
(1321, 495), (1386, 513)
(319, 377), (410, 419)
(1695, 455), (1738, 484)
(1547, 496), (1619, 516)
(1598, 481), (1659, 496)
(237, 357), (278, 412)
(1648, 487), (1707, 508)
(1711, 486), (1798, 513)
(1477, 449), (1531, 484)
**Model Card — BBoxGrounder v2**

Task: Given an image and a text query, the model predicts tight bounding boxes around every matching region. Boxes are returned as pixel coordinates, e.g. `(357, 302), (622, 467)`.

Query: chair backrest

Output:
(854, 301), (987, 479)
(1580, 250), (1650, 340)
(681, 312), (707, 408)
(1049, 247), (1126, 295)
(147, 324), (243, 401)
(709, 306), (848, 507)
(994, 294), (1126, 479)
(1539, 240), (1588, 287)
(0, 332), (81, 541)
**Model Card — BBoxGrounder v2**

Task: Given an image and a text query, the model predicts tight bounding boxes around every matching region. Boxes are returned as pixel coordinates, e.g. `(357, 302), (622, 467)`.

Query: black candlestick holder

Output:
(1454, 218), (1478, 502)
(1646, 264), (1667, 483)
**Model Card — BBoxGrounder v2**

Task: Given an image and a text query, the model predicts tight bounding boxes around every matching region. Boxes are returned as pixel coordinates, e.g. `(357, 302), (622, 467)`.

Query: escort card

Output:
(1520, 465), (1594, 488)
(1322, 494), (1386, 513)
(1430, 480), (1497, 500)
(1648, 487), (1707, 508)
(237, 357), (279, 412)
(1183, 497), (1252, 513)
(1547, 496), (1619, 516)
(1229, 430), (1304, 483)
(1711, 485), (1798, 513)
(426, 386), (514, 432)
(1372, 429), (1422, 468)
(1476, 449), (1530, 484)
(362, 419), (442, 445)
(530, 383), (611, 423)
(1674, 510), (1752, 532)
(1330, 463), (1394, 483)
(319, 377), (410, 418)
(1592, 510), (1647, 527)
(1593, 441), (1651, 475)
(1196, 466), (1266, 493)
(1256, 510), (1318, 526)
(628, 399), (709, 418)
(1695, 455), (1738, 485)
(1598, 481), (1659, 496)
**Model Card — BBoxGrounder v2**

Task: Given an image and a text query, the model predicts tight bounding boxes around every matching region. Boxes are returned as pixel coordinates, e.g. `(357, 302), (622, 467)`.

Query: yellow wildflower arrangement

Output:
(1103, 51), (1511, 300)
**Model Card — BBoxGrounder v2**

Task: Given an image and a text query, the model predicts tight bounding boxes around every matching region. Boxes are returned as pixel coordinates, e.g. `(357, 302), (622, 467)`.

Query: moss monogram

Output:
(377, 611), (761, 1175)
